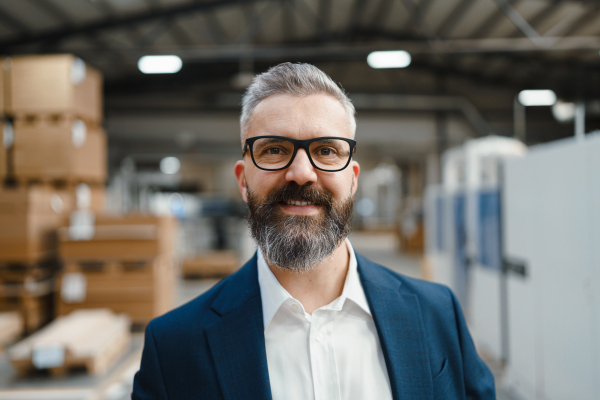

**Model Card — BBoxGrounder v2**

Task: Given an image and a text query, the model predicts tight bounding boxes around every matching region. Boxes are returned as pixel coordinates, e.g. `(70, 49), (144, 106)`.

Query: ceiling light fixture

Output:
(518, 90), (557, 106)
(160, 157), (181, 175)
(138, 55), (182, 74)
(367, 50), (411, 69)
(551, 100), (576, 122)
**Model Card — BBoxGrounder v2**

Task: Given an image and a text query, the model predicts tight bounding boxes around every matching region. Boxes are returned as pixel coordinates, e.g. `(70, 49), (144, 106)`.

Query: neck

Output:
(267, 241), (350, 314)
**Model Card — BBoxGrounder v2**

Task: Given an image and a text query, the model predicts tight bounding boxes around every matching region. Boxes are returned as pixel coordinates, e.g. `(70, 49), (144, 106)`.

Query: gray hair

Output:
(240, 63), (356, 147)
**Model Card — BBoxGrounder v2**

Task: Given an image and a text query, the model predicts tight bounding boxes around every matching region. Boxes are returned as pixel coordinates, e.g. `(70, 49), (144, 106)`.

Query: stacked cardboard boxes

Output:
(1, 57), (7, 180)
(56, 215), (177, 328)
(7, 54), (105, 184)
(0, 54), (106, 332)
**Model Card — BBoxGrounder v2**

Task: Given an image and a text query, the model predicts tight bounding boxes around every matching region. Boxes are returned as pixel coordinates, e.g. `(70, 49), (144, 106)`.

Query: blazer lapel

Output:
(357, 253), (433, 400)
(205, 254), (273, 400)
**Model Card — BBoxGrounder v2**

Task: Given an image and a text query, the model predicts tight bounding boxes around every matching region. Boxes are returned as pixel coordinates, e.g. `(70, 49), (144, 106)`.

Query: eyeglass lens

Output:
(251, 138), (351, 171)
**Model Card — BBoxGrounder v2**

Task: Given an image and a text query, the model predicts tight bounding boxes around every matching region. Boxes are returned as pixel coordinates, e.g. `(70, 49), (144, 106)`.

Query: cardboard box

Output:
(59, 215), (177, 259)
(65, 183), (106, 214)
(13, 116), (107, 183)
(56, 255), (175, 325)
(0, 57), (5, 116)
(0, 185), (73, 262)
(7, 54), (102, 123)
(182, 251), (239, 278)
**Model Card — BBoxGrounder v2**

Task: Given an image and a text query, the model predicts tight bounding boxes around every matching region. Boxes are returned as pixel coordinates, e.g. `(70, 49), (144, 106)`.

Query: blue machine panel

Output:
(478, 189), (501, 270)
(435, 195), (444, 251)
(454, 193), (468, 308)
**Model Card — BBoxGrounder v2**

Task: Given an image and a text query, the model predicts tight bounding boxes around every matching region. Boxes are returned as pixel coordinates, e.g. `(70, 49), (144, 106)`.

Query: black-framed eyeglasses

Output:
(243, 136), (357, 172)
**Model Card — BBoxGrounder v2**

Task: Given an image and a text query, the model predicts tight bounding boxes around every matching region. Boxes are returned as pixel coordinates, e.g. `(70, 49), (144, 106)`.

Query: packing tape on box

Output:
(70, 57), (86, 85)
(71, 119), (87, 148)
(32, 343), (66, 369)
(61, 272), (87, 303)
(2, 121), (13, 149)
(50, 193), (65, 215)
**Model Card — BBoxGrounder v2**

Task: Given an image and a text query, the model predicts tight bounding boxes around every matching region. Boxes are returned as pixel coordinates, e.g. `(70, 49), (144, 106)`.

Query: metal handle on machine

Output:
(502, 258), (527, 277)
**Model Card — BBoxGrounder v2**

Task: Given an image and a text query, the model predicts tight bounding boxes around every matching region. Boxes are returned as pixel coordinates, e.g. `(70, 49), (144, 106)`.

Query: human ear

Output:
(234, 160), (248, 203)
(350, 160), (360, 196)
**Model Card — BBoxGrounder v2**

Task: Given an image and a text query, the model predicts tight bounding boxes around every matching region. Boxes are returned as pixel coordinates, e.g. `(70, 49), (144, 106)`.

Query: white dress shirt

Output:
(257, 239), (392, 400)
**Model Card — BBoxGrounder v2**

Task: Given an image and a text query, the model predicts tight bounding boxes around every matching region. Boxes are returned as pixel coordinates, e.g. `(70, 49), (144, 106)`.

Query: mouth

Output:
(283, 199), (315, 206)
(278, 199), (322, 215)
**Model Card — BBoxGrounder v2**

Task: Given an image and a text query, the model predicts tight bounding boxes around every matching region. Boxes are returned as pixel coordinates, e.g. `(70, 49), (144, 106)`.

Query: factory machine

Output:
(503, 133), (600, 400)
(425, 136), (526, 363)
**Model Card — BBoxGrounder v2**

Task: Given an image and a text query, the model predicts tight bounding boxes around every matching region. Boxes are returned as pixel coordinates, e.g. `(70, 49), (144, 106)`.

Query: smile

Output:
(284, 200), (314, 206)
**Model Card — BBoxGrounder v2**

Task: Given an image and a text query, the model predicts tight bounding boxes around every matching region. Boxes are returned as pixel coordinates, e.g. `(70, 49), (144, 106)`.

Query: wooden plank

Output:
(7, 309), (131, 377)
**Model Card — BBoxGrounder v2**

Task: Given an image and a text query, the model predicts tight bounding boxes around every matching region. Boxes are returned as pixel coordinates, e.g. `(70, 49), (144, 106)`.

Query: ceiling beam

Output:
(0, 3), (30, 34)
(73, 36), (600, 62)
(470, 0), (520, 38)
(437, 0), (476, 38)
(368, 0), (395, 30)
(0, 0), (262, 50)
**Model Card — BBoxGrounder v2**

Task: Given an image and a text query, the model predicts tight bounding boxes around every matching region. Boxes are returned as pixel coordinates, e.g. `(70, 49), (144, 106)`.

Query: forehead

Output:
(246, 93), (351, 141)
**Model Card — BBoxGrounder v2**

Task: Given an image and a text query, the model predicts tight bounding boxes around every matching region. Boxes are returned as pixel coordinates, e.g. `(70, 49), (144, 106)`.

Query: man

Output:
(132, 63), (495, 400)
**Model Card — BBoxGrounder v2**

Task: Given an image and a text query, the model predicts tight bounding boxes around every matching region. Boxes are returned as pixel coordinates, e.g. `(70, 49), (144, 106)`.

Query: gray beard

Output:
(246, 183), (353, 273)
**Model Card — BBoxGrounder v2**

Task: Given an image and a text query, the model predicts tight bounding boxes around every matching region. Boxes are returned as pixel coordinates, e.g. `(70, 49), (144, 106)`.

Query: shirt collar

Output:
(257, 239), (371, 331)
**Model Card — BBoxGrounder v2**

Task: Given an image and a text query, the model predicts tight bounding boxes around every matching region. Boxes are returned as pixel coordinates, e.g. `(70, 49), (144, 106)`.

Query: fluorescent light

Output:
(518, 90), (557, 106)
(367, 51), (411, 69)
(138, 55), (182, 74)
(160, 157), (181, 174)
(551, 100), (576, 122)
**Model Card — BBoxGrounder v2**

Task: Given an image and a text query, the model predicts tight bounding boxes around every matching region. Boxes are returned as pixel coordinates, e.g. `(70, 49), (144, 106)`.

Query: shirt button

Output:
(316, 333), (324, 342)
(291, 304), (299, 312)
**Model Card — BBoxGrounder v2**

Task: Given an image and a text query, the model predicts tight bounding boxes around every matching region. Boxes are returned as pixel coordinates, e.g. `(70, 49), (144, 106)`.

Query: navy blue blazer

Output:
(132, 252), (495, 400)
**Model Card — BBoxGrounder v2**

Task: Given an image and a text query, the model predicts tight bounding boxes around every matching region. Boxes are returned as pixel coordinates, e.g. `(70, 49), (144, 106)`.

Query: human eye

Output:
(316, 146), (337, 156)
(260, 146), (287, 155)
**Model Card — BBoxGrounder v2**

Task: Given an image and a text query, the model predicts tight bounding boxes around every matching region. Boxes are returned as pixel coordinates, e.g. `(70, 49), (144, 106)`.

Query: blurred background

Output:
(0, 0), (599, 399)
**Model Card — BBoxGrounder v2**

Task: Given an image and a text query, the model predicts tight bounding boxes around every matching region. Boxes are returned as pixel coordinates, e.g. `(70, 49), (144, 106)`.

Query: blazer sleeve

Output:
(448, 288), (496, 400)
(132, 322), (169, 400)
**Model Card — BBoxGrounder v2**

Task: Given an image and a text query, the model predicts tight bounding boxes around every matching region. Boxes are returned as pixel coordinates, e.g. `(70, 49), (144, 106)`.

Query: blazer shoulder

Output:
(147, 273), (230, 339)
(357, 254), (455, 316)
(147, 255), (261, 341)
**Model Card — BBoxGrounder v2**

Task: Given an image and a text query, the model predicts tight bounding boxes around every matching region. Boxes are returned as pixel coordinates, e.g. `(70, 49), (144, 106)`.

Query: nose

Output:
(285, 148), (318, 186)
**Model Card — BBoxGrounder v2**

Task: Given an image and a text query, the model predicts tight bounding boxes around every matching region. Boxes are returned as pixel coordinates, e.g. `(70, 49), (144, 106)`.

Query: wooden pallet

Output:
(8, 309), (131, 377)
(0, 266), (55, 285)
(0, 277), (55, 333)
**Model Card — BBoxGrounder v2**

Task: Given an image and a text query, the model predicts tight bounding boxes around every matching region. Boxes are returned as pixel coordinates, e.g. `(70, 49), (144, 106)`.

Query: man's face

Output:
(234, 93), (360, 271)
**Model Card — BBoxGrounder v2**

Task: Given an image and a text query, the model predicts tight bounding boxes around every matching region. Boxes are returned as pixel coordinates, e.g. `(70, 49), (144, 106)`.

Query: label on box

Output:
(61, 272), (87, 303)
(76, 183), (92, 209)
(68, 210), (95, 240)
(70, 57), (86, 85)
(2, 122), (13, 149)
(32, 343), (65, 369)
(71, 119), (87, 148)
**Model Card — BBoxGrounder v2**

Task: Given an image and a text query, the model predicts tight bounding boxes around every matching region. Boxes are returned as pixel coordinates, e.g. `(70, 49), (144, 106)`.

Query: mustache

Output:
(262, 182), (334, 208)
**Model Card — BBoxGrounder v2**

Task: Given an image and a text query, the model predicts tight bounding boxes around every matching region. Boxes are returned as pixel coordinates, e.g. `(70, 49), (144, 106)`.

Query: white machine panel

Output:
(504, 135), (600, 400)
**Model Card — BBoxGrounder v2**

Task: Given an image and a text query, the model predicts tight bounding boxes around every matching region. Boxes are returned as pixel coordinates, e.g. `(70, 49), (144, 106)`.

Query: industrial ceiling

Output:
(1, 0), (599, 167)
